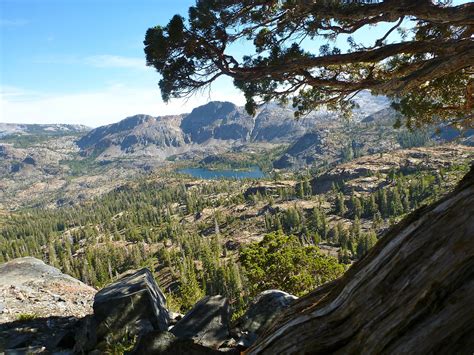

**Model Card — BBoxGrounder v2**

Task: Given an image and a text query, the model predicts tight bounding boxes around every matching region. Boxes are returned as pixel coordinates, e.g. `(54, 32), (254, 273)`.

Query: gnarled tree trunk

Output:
(248, 166), (474, 354)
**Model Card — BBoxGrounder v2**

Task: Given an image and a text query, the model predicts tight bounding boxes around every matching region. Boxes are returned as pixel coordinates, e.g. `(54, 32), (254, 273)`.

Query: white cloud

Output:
(33, 54), (149, 70)
(0, 83), (245, 127)
(85, 55), (148, 70)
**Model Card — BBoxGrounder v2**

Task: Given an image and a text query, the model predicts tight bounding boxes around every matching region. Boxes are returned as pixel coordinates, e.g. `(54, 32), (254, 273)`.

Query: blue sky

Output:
(0, 0), (245, 126)
(0, 0), (469, 126)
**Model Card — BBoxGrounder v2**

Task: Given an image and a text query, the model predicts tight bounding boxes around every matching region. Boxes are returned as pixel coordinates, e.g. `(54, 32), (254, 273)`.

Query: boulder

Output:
(234, 290), (297, 348)
(171, 295), (231, 349)
(0, 257), (95, 324)
(92, 268), (170, 347)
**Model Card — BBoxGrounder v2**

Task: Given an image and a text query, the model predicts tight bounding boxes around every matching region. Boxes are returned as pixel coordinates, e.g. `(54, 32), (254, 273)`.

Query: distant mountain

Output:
(77, 94), (390, 161)
(274, 106), (401, 169)
(77, 114), (187, 159)
(0, 94), (400, 208)
(0, 123), (90, 138)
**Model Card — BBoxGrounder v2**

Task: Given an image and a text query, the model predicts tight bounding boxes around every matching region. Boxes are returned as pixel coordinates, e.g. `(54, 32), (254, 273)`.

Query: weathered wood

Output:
(248, 166), (474, 354)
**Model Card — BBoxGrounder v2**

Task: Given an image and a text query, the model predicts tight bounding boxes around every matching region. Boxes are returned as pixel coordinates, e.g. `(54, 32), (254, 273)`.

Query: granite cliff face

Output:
(77, 114), (187, 158)
(180, 101), (255, 143)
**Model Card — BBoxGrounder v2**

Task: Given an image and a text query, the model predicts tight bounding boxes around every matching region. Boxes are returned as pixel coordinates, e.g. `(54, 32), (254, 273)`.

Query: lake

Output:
(177, 166), (266, 180)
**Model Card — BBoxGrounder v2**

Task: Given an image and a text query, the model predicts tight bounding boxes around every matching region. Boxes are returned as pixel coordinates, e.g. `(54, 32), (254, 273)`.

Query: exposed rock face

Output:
(0, 257), (95, 324)
(171, 295), (231, 349)
(251, 105), (319, 143)
(92, 268), (170, 347)
(234, 290), (297, 347)
(248, 166), (474, 354)
(273, 131), (324, 168)
(181, 101), (254, 143)
(77, 114), (187, 158)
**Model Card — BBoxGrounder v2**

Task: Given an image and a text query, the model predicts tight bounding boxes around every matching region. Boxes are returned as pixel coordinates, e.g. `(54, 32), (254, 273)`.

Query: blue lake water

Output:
(177, 166), (266, 180)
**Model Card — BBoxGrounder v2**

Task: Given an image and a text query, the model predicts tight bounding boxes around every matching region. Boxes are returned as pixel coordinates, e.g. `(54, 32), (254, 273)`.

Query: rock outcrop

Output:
(0, 257), (96, 353)
(171, 295), (232, 349)
(0, 257), (95, 324)
(248, 165), (474, 354)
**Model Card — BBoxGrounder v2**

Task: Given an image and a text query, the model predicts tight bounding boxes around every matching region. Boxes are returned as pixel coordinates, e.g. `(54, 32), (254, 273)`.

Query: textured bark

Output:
(248, 166), (474, 354)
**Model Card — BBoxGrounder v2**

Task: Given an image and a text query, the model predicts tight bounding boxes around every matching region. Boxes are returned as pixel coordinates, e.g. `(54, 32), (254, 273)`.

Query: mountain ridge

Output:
(76, 95), (391, 161)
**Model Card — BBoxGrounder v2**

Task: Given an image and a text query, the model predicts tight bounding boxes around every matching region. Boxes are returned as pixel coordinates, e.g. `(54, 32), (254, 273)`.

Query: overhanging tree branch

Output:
(144, 0), (474, 126)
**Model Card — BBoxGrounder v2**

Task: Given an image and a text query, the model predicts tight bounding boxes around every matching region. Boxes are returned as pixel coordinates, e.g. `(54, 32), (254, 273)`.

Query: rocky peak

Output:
(112, 114), (156, 132)
(181, 101), (253, 143)
(76, 114), (156, 150)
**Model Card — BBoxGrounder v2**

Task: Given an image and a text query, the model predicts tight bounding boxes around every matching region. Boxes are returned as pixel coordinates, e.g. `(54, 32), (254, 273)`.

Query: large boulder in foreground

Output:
(249, 166), (474, 354)
(234, 290), (297, 347)
(0, 257), (95, 324)
(0, 257), (95, 353)
(171, 295), (231, 349)
(93, 268), (170, 346)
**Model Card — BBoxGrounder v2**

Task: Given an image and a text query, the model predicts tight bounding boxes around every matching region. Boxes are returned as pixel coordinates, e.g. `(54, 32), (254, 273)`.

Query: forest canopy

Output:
(144, 0), (473, 128)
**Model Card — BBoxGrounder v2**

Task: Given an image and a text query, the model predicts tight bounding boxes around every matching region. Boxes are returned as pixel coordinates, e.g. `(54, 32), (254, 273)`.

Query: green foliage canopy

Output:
(240, 232), (345, 296)
(144, 0), (473, 127)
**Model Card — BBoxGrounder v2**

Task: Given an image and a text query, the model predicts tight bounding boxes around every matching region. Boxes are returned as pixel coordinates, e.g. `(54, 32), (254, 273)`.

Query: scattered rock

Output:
(22, 156), (36, 165)
(234, 290), (297, 348)
(171, 295), (231, 349)
(224, 240), (240, 251)
(132, 331), (225, 354)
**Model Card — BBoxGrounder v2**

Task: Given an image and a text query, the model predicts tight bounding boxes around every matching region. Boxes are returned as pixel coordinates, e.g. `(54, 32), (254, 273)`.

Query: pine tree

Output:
(179, 257), (203, 312)
(303, 179), (312, 198)
(336, 193), (347, 217)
